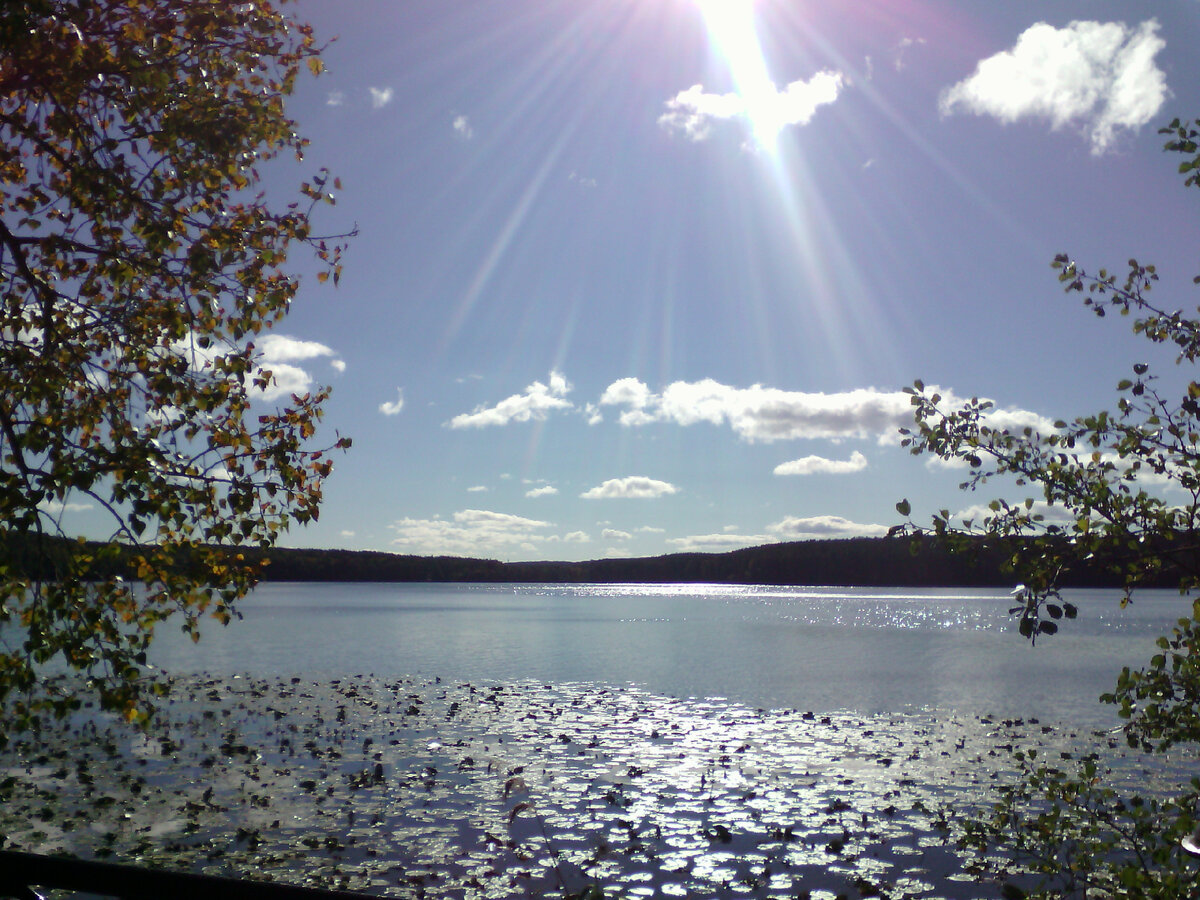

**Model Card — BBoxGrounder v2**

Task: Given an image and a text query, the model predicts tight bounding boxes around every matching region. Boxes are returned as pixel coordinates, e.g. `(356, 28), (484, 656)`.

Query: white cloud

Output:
(379, 388), (405, 416)
(467, 485), (489, 493)
(939, 20), (1168, 154)
(602, 528), (632, 541)
(255, 363), (313, 402)
(600, 379), (914, 442)
(659, 70), (844, 142)
(253, 334), (341, 402)
(581, 476), (679, 500)
(775, 450), (869, 476)
(330, 359), (347, 373)
(339, 529), (355, 538)
(326, 91), (344, 107)
(389, 509), (552, 557)
(158, 332), (340, 405)
(767, 515), (890, 539)
(257, 334), (336, 363)
(638, 526), (666, 534)
(526, 485), (559, 498)
(38, 499), (95, 515)
(951, 502), (1083, 532)
(448, 371), (573, 428)
(599, 378), (1055, 445)
(453, 115), (474, 139)
(667, 533), (768, 552)
(895, 37), (926, 72)
(569, 171), (597, 189)
(369, 86), (394, 108)
(563, 531), (591, 543)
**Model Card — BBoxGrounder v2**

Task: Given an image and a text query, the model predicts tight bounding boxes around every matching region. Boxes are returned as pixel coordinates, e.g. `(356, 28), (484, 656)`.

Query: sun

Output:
(695, 0), (784, 147)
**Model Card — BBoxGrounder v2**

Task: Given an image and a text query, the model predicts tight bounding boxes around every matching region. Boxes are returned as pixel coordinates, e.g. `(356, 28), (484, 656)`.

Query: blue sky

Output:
(193, 1), (1200, 561)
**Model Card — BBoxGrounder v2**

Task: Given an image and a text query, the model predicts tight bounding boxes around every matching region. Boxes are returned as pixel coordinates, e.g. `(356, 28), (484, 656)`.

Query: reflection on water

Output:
(147, 583), (1191, 728)
(4, 673), (1181, 898)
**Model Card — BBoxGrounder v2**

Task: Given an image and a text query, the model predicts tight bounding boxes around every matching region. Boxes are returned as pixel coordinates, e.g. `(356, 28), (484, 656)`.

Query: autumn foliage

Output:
(0, 1), (350, 731)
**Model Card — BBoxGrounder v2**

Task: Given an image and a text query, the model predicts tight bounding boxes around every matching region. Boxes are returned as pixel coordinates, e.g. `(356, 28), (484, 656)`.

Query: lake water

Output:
(149, 582), (1191, 729)
(9, 582), (1198, 897)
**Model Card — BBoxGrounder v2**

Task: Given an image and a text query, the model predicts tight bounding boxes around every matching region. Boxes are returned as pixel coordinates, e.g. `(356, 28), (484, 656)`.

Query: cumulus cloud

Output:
(160, 332), (340, 405)
(330, 359), (347, 373)
(379, 388), (405, 416)
(369, 86), (394, 108)
(256, 335), (336, 363)
(453, 115), (474, 139)
(389, 509), (552, 557)
(467, 485), (489, 493)
(526, 485), (559, 498)
(602, 528), (632, 541)
(774, 450), (869, 476)
(254, 363), (313, 401)
(659, 70), (844, 142)
(598, 378), (1055, 445)
(253, 334), (343, 402)
(563, 531), (591, 543)
(326, 91), (345, 107)
(767, 515), (890, 539)
(939, 20), (1168, 154)
(581, 476), (679, 500)
(666, 532), (768, 552)
(448, 371), (573, 429)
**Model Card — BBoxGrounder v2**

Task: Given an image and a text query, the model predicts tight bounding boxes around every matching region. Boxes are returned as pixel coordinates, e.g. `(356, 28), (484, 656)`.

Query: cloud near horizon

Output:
(939, 20), (1168, 154)
(767, 515), (890, 539)
(659, 70), (845, 142)
(666, 532), (768, 552)
(389, 509), (552, 556)
(581, 476), (679, 500)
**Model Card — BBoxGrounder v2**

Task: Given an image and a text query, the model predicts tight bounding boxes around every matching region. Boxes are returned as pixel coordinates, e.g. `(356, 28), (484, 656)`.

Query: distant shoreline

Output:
(251, 535), (1149, 589)
(0, 532), (1164, 589)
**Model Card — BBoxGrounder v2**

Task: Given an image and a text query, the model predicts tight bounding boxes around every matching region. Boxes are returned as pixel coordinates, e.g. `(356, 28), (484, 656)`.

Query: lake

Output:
(8, 582), (1197, 898)
(149, 582), (1190, 729)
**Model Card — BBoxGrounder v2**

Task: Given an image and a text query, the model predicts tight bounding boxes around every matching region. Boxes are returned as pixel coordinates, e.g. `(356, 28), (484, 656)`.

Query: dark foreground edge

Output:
(0, 850), (374, 900)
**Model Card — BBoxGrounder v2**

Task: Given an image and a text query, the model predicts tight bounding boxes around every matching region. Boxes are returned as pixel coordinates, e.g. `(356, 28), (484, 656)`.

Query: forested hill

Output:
(0, 532), (1161, 588)
(248, 536), (1141, 588)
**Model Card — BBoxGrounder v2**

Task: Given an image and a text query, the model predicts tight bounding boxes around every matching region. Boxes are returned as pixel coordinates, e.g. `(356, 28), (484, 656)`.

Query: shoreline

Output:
(1, 672), (1189, 899)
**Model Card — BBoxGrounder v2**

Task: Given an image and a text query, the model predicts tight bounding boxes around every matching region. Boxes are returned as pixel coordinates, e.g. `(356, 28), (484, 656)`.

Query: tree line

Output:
(0, 529), (1173, 588)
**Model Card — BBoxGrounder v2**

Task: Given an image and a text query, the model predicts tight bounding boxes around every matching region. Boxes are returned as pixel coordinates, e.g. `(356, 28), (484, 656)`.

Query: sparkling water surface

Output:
(149, 583), (1191, 728)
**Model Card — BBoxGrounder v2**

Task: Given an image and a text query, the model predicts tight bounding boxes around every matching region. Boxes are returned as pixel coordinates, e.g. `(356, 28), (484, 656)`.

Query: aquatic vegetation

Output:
(1, 674), (1187, 898)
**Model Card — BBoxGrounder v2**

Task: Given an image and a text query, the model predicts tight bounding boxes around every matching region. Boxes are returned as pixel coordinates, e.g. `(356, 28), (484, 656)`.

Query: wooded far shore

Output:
(0, 532), (1177, 589)
(234, 535), (1170, 588)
